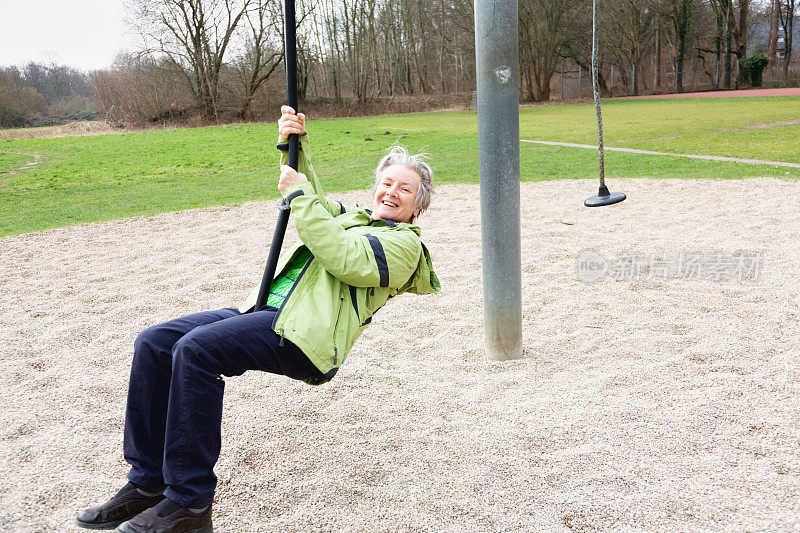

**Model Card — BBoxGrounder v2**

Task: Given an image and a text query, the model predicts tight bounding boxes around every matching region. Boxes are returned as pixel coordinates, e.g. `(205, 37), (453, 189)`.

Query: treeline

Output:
(2, 0), (798, 128)
(0, 63), (97, 127)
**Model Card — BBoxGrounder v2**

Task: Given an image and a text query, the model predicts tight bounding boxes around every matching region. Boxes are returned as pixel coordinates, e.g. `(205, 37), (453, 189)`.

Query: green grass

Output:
(363, 96), (800, 162)
(0, 151), (35, 174)
(1, 95), (799, 236)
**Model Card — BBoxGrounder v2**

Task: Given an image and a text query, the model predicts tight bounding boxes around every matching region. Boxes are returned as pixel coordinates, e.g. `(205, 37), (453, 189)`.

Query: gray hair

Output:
(373, 143), (434, 221)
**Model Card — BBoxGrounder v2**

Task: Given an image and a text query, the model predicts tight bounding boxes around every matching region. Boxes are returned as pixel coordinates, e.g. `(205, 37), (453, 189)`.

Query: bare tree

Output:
(708, 0), (724, 88)
(131, 0), (252, 119)
(708, 0), (735, 88)
(89, 0), (781, 120)
(91, 54), (192, 125)
(231, 0), (283, 118)
(768, 0), (780, 62)
(604, 0), (654, 94)
(519, 0), (575, 101)
(340, 0), (375, 101)
(734, 0), (751, 86)
(706, 0), (752, 88)
(0, 68), (47, 127)
(665, 0), (693, 92)
(779, 0), (796, 77)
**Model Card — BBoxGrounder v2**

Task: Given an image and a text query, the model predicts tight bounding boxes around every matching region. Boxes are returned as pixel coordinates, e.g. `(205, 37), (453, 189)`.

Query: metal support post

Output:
(696, 61), (700, 91)
(654, 57), (658, 93)
(610, 64), (614, 94)
(674, 61), (678, 92)
(474, 0), (522, 361)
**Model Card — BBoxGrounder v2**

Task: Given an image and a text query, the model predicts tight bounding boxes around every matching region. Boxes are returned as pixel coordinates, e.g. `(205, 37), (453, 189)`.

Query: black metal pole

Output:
(283, 0), (299, 169)
(253, 0), (299, 312)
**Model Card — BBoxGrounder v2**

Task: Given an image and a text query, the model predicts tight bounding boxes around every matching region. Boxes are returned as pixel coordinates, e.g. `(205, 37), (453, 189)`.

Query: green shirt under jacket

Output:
(240, 133), (440, 383)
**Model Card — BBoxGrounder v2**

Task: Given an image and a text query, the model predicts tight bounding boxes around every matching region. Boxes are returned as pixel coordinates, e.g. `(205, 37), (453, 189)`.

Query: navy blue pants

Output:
(123, 308), (322, 507)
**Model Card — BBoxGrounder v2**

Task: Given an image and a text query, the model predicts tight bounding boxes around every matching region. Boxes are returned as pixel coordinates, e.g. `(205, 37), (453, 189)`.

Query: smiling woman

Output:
(371, 144), (434, 224)
(374, 165), (420, 221)
(75, 106), (441, 532)
(277, 123), (434, 225)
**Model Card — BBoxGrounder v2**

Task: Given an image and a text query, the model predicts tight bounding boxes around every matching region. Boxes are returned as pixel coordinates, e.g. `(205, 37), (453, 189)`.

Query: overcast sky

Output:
(0, 0), (134, 71)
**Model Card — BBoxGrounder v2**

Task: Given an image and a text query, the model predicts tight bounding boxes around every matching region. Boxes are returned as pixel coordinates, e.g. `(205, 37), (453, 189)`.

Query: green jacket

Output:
(240, 133), (440, 384)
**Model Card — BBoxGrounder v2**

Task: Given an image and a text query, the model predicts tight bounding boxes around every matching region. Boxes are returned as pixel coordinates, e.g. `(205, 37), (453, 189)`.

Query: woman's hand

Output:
(278, 105), (306, 138)
(278, 165), (308, 193)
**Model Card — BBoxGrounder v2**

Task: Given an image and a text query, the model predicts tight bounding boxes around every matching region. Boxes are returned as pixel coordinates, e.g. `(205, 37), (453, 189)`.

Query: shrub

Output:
(91, 54), (194, 127)
(28, 117), (68, 127)
(68, 109), (101, 121)
(0, 69), (47, 128)
(741, 54), (769, 88)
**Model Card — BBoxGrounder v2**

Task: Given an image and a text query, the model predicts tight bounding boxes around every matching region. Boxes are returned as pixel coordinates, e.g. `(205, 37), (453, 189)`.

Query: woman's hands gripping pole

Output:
(278, 105), (306, 138)
(277, 106), (308, 194)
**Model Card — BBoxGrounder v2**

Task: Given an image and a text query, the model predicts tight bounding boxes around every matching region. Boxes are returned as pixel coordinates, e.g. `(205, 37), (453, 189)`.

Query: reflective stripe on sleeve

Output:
(364, 234), (389, 287)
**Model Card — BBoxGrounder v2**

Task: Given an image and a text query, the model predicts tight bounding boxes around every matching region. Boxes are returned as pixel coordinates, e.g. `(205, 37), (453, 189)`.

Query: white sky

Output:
(0, 0), (134, 71)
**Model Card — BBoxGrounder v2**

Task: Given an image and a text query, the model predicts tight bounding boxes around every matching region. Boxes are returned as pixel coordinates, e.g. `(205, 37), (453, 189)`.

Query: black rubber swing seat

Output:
(584, 185), (626, 207)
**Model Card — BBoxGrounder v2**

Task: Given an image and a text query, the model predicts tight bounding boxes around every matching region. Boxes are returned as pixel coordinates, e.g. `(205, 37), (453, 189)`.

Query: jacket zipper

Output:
(332, 292), (345, 365)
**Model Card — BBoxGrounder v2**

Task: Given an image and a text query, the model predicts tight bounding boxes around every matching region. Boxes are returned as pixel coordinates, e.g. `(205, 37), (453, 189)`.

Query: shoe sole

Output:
(76, 517), (124, 530)
(113, 522), (213, 533)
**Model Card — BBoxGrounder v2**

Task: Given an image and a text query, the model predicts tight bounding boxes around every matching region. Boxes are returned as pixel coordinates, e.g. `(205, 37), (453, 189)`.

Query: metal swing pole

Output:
(254, 0), (300, 312)
(475, 0), (522, 361)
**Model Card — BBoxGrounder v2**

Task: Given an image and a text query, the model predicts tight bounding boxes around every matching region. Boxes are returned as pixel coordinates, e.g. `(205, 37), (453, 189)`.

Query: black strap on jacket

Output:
(364, 234), (389, 287)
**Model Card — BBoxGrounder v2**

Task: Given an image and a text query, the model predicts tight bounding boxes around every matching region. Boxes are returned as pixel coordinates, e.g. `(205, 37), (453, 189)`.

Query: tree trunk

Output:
(781, 0), (796, 78)
(768, 0), (780, 62)
(735, 0), (750, 87)
(533, 70), (552, 101)
(787, 13), (794, 79)
(714, 3), (723, 88)
(724, 0), (733, 89)
(438, 0), (447, 93)
(655, 23), (661, 92)
(675, 0), (691, 93)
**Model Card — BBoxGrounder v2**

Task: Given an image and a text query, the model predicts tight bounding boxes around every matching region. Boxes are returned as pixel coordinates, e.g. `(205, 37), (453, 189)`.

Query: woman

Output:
(75, 107), (440, 533)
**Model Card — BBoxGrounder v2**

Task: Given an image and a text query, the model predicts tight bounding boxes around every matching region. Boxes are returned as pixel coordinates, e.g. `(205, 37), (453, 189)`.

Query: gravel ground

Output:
(1, 178), (799, 532)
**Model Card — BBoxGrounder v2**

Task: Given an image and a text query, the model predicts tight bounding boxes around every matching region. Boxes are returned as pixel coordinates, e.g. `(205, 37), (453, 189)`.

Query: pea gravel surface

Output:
(1, 178), (799, 532)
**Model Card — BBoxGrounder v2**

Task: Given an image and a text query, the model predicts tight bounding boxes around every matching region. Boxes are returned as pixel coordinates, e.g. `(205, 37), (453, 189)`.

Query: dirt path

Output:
(0, 121), (124, 140)
(0, 150), (43, 175)
(521, 139), (800, 168)
(528, 86), (800, 167)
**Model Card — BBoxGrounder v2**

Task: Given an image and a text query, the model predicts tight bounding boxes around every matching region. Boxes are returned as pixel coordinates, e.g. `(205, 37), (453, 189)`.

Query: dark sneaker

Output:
(76, 482), (165, 530)
(114, 497), (212, 533)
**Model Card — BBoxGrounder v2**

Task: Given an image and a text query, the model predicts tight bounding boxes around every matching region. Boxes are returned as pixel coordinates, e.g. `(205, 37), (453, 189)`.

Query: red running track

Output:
(614, 87), (800, 100)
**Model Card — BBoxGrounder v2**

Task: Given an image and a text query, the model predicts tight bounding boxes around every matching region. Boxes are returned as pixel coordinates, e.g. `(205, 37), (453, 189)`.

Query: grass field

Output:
(1, 96), (798, 236)
(0, 151), (32, 173)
